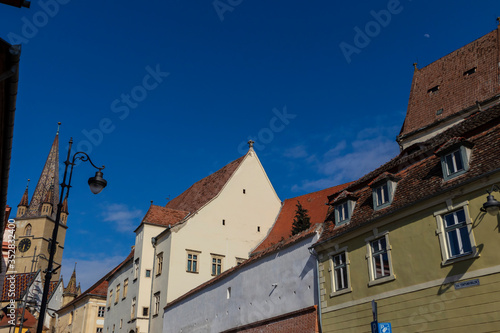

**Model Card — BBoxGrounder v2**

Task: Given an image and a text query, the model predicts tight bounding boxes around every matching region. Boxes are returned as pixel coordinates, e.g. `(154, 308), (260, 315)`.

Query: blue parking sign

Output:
(378, 323), (392, 333)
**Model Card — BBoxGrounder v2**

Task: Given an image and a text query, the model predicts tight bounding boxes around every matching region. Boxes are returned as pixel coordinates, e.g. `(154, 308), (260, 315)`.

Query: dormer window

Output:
(369, 173), (399, 211)
(436, 138), (473, 181)
(331, 191), (357, 226)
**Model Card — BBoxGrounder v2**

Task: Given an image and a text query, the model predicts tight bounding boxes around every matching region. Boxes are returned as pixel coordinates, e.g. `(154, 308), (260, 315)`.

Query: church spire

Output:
(25, 127), (60, 219)
(16, 179), (30, 217)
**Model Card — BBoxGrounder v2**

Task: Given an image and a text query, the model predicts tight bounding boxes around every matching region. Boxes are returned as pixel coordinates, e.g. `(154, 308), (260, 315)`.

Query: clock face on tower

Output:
(18, 238), (31, 253)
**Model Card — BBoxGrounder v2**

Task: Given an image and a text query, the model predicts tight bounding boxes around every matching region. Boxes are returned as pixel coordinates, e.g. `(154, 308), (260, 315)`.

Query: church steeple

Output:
(63, 264), (80, 306)
(25, 129), (60, 219)
(16, 179), (29, 217)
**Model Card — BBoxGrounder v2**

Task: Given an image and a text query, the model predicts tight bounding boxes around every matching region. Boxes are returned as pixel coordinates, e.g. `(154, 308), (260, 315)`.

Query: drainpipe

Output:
(308, 247), (323, 333)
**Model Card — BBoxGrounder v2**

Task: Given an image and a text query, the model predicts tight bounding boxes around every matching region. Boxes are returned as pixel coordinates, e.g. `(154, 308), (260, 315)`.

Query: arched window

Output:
(25, 224), (32, 236)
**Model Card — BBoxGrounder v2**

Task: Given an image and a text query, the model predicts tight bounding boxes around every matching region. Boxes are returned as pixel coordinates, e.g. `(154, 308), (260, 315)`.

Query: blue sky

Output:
(2, 0), (499, 290)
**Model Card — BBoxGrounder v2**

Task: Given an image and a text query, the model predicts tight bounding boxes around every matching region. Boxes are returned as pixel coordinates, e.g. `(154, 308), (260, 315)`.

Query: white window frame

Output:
(134, 258), (139, 280)
(98, 306), (105, 317)
(365, 229), (395, 286)
(372, 181), (396, 210)
(335, 200), (355, 226)
(156, 252), (163, 276)
(434, 201), (478, 266)
(123, 279), (128, 299)
(131, 297), (136, 319)
(115, 284), (120, 304)
(153, 292), (160, 316)
(328, 246), (351, 297)
(440, 146), (471, 181)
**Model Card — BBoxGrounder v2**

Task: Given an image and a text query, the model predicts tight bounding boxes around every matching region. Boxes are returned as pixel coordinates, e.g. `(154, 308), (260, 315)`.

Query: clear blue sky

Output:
(2, 0), (499, 290)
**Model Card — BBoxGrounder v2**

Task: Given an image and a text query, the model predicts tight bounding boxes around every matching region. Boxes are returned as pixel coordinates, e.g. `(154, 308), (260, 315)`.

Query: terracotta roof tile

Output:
(400, 28), (500, 138)
(0, 308), (37, 328)
(252, 183), (351, 254)
(318, 105), (500, 245)
(141, 205), (189, 227)
(1, 272), (36, 301)
(165, 155), (245, 213)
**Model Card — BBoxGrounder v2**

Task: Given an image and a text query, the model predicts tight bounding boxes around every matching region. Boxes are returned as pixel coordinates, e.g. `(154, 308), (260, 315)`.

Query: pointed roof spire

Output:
(43, 179), (55, 204)
(25, 128), (60, 218)
(18, 179), (30, 207)
(61, 195), (69, 214)
(64, 263), (79, 295)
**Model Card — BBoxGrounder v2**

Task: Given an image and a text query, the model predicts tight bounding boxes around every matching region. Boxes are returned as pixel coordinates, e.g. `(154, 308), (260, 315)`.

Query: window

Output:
(365, 230), (395, 286)
(438, 143), (472, 181)
(328, 248), (351, 297)
(145, 269), (151, 278)
(97, 328), (103, 333)
(434, 203), (477, 265)
(186, 250), (200, 273)
(112, 324), (115, 333)
(131, 297), (136, 319)
(69, 311), (73, 325)
(108, 290), (113, 307)
(115, 285), (120, 304)
(123, 279), (128, 299)
(334, 199), (356, 226)
(98, 306), (105, 317)
(142, 307), (149, 317)
(211, 254), (224, 276)
(371, 238), (390, 279)
(153, 292), (160, 316)
(236, 257), (246, 265)
(24, 224), (31, 236)
(120, 320), (122, 329)
(134, 258), (139, 280)
(156, 252), (163, 276)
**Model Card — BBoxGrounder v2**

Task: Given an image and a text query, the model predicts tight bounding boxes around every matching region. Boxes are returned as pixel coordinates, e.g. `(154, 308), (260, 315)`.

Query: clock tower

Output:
(14, 128), (68, 280)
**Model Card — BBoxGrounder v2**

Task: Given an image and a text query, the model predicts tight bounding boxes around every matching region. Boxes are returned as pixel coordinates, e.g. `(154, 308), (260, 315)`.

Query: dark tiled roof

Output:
(166, 225), (322, 310)
(252, 183), (351, 255)
(59, 248), (135, 313)
(1, 272), (36, 301)
(318, 105), (500, 245)
(330, 190), (358, 204)
(368, 172), (401, 188)
(141, 205), (189, 227)
(165, 156), (245, 213)
(400, 28), (500, 138)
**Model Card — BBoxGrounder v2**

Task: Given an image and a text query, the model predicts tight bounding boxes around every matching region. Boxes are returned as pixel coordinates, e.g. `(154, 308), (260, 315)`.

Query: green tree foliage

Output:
(291, 201), (311, 236)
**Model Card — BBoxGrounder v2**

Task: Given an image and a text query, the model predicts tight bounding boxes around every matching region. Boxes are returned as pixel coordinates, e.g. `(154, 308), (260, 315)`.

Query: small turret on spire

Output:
(17, 179), (30, 217)
(60, 195), (69, 224)
(41, 178), (55, 216)
(57, 122), (61, 135)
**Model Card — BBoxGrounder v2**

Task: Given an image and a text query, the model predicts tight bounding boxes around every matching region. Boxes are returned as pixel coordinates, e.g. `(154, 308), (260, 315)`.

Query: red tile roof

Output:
(0, 308), (37, 328)
(165, 156), (245, 213)
(399, 27), (500, 139)
(58, 248), (135, 313)
(318, 105), (500, 245)
(141, 205), (189, 228)
(1, 272), (36, 301)
(252, 183), (351, 255)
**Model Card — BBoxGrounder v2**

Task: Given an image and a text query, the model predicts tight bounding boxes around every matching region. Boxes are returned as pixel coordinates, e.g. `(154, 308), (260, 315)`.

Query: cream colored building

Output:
(104, 143), (282, 333)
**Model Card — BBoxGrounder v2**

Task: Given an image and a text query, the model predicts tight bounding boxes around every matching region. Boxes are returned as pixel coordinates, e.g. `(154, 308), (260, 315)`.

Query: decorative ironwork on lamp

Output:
(480, 185), (500, 216)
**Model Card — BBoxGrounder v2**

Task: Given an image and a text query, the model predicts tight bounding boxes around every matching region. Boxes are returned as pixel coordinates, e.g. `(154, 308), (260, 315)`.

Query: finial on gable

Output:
(57, 122), (61, 135)
(248, 140), (254, 149)
(497, 17), (500, 26)
(413, 62), (418, 72)
(26, 178), (30, 189)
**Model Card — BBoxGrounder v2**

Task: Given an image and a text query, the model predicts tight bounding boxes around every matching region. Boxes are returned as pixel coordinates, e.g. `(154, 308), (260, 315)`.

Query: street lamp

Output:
(36, 138), (107, 333)
(481, 185), (500, 216)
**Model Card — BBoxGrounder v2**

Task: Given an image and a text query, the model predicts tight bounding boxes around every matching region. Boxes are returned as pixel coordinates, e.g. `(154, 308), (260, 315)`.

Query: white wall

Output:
(162, 233), (319, 333)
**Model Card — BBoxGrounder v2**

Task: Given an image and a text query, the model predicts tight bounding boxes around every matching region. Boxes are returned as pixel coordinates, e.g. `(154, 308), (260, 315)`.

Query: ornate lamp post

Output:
(36, 138), (107, 333)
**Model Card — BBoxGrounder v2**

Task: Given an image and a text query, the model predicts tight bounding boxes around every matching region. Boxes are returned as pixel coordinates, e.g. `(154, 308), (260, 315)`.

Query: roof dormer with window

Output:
(369, 172), (400, 211)
(331, 191), (358, 227)
(435, 138), (473, 181)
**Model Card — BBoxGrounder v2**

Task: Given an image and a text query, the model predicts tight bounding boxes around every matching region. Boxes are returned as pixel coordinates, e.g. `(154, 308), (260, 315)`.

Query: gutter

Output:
(0, 43), (21, 245)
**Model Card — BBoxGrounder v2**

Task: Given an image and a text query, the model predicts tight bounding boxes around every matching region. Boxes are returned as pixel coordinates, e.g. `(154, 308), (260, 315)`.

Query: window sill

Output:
(329, 287), (352, 298)
(186, 271), (199, 274)
(368, 274), (395, 287)
(153, 314), (158, 318)
(441, 251), (479, 266)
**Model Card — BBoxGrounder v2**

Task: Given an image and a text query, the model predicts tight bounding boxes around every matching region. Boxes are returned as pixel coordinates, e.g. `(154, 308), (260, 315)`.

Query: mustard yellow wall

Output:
(318, 182), (500, 332)
(56, 297), (106, 333)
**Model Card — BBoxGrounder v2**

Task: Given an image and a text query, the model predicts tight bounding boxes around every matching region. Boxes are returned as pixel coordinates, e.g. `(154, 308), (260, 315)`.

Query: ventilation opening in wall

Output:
(427, 85), (440, 94)
(222, 219), (225, 226)
(243, 189), (246, 194)
(463, 67), (477, 76)
(227, 287), (231, 299)
(436, 108), (443, 115)
(257, 226), (260, 232)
